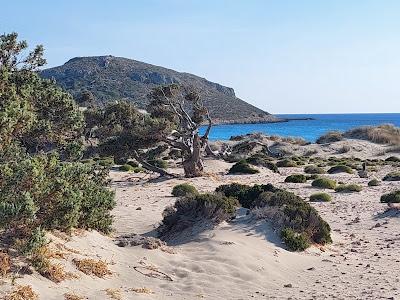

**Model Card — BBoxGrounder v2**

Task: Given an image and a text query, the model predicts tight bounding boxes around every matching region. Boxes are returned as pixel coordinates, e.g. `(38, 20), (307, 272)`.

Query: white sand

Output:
(1, 140), (399, 300)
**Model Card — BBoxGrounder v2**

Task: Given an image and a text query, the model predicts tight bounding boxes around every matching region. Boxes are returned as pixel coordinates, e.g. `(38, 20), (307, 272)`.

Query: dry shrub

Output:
(344, 124), (400, 144)
(30, 247), (69, 283)
(73, 258), (111, 277)
(0, 251), (11, 277)
(5, 285), (38, 300)
(105, 288), (122, 300)
(316, 131), (343, 144)
(64, 293), (87, 300)
(130, 287), (154, 294)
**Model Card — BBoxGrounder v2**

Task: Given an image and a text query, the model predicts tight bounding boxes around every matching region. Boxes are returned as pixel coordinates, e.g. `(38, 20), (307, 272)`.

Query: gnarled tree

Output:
(148, 84), (212, 177)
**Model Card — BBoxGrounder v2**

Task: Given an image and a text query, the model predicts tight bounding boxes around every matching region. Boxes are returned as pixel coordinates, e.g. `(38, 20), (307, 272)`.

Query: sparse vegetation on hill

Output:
(40, 56), (277, 124)
(343, 124), (400, 144)
(316, 131), (343, 144)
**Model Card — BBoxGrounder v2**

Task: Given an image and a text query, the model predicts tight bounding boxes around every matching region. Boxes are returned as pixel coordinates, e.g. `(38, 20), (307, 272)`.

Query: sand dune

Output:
(1, 141), (399, 300)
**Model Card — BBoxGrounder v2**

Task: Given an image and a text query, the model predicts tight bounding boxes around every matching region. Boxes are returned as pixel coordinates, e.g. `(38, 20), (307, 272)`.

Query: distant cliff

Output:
(41, 56), (280, 124)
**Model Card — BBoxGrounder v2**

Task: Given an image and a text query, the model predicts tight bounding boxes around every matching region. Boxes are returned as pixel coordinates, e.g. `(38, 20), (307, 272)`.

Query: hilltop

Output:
(40, 56), (280, 124)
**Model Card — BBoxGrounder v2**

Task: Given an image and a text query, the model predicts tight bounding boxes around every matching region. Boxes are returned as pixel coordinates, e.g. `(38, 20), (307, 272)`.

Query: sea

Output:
(200, 113), (400, 142)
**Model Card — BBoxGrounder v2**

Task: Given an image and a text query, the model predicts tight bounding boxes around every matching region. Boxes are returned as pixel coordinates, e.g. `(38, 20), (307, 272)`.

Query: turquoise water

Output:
(200, 113), (400, 142)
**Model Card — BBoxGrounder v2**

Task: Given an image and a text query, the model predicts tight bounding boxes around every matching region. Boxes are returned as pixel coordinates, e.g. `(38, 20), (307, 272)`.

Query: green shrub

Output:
(380, 190), (400, 204)
(335, 184), (362, 193)
(368, 179), (380, 186)
(276, 159), (297, 168)
(172, 183), (198, 197)
(228, 160), (259, 174)
(246, 155), (279, 173)
(126, 160), (139, 168)
(385, 156), (400, 162)
(133, 167), (145, 173)
(147, 159), (168, 169)
(158, 193), (239, 239)
(216, 183), (277, 208)
(306, 174), (320, 180)
(97, 157), (115, 167)
(383, 172), (400, 181)
(309, 193), (332, 202)
(327, 165), (354, 174)
(284, 174), (307, 183)
(304, 165), (325, 174)
(312, 178), (337, 189)
(0, 154), (116, 240)
(281, 228), (310, 251)
(119, 164), (134, 172)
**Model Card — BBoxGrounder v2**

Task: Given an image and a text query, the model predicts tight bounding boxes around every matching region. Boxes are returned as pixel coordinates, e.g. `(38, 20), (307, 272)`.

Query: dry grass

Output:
(0, 251), (11, 277)
(64, 293), (87, 300)
(5, 285), (38, 300)
(73, 258), (111, 277)
(30, 246), (71, 283)
(344, 124), (400, 144)
(105, 288), (122, 300)
(129, 287), (154, 294)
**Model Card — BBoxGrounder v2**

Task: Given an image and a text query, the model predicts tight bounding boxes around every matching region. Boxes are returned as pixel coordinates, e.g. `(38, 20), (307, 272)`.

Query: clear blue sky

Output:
(2, 0), (400, 114)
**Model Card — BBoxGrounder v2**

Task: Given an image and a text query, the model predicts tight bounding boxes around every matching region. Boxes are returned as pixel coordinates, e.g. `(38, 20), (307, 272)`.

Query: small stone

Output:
(283, 283), (293, 288)
(136, 207), (142, 210)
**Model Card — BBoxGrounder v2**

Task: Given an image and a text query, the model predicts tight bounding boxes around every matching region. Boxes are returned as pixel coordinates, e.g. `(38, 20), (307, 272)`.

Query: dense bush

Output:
(228, 160), (259, 174)
(284, 174), (307, 183)
(383, 172), (400, 181)
(216, 183), (277, 208)
(380, 191), (400, 204)
(304, 165), (325, 174)
(335, 184), (362, 193)
(147, 158), (168, 169)
(246, 154), (279, 173)
(119, 164), (135, 171)
(328, 165), (354, 174)
(312, 178), (337, 189)
(97, 157), (115, 167)
(343, 124), (400, 144)
(385, 156), (400, 162)
(172, 183), (198, 197)
(368, 179), (380, 186)
(281, 228), (310, 251)
(126, 160), (139, 168)
(276, 159), (297, 168)
(309, 193), (332, 202)
(158, 193), (239, 239)
(0, 154), (115, 238)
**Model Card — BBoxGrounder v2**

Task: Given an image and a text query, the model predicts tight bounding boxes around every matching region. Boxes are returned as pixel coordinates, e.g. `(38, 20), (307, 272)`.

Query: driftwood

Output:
(132, 150), (176, 178)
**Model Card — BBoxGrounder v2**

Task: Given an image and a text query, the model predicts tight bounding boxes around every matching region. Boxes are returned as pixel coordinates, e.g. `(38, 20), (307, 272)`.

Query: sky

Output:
(2, 0), (400, 114)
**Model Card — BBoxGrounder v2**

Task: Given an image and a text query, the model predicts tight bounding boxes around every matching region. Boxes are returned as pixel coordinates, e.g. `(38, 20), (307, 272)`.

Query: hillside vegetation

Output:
(41, 56), (279, 124)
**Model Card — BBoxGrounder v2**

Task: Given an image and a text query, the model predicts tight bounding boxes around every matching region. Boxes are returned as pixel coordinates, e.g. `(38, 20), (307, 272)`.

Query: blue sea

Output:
(200, 113), (400, 142)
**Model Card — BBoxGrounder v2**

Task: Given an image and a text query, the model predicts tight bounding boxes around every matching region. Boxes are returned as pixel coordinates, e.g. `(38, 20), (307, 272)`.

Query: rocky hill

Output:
(40, 56), (279, 124)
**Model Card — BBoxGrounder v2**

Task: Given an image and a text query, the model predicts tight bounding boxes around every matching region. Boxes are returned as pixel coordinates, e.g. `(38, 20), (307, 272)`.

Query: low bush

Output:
(126, 160), (139, 168)
(385, 156), (400, 162)
(158, 193), (239, 239)
(246, 155), (279, 173)
(276, 159), (297, 168)
(281, 228), (310, 251)
(228, 160), (259, 174)
(335, 184), (362, 193)
(0, 251), (10, 277)
(383, 172), (400, 181)
(119, 164), (135, 172)
(380, 190), (400, 204)
(172, 183), (198, 197)
(97, 157), (114, 167)
(368, 179), (380, 186)
(306, 174), (320, 180)
(309, 193), (332, 202)
(316, 131), (343, 144)
(312, 178), (337, 189)
(147, 159), (168, 169)
(304, 165), (325, 174)
(133, 167), (145, 173)
(216, 183), (277, 208)
(284, 174), (307, 183)
(328, 165), (354, 174)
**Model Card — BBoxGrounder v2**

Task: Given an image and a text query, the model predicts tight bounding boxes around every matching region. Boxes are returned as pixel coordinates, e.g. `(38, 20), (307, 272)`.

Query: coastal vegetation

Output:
(311, 178), (337, 189)
(171, 183), (199, 197)
(309, 193), (332, 202)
